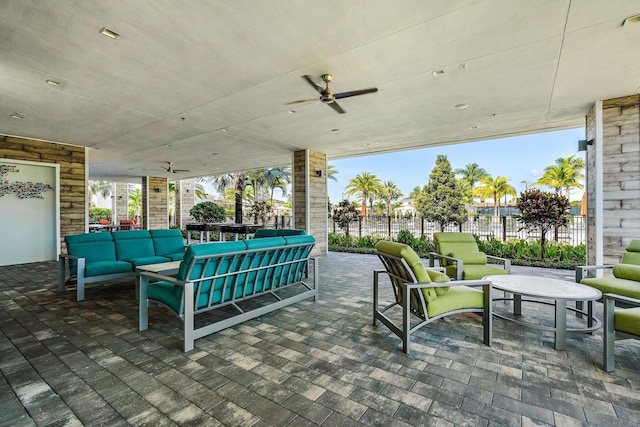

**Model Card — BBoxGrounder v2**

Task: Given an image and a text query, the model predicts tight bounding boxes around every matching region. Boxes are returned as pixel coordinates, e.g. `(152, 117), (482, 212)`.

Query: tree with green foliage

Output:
(128, 188), (142, 220)
(473, 175), (517, 216)
(379, 180), (403, 216)
(515, 189), (570, 261)
(326, 164), (338, 182)
(455, 163), (488, 203)
(344, 171), (382, 216)
(198, 173), (246, 223)
(414, 155), (467, 231)
(533, 154), (585, 199)
(189, 201), (226, 223)
(333, 199), (360, 239)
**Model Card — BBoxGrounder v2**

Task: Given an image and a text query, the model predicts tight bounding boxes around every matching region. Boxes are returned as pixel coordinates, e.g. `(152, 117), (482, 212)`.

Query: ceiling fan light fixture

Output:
(100, 27), (120, 39)
(622, 14), (640, 26)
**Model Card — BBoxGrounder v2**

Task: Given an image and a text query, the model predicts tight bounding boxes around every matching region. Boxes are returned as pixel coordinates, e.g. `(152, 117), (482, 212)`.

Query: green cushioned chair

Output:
(603, 293), (640, 372)
(577, 239), (640, 301)
(429, 232), (511, 280)
(374, 241), (492, 354)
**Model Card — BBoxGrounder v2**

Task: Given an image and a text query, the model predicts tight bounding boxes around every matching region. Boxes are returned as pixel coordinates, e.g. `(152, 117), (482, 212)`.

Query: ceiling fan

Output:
(165, 162), (190, 173)
(285, 74), (378, 114)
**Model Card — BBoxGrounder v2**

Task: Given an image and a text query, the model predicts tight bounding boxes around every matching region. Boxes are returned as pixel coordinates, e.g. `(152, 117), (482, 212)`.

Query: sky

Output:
(328, 127), (586, 204)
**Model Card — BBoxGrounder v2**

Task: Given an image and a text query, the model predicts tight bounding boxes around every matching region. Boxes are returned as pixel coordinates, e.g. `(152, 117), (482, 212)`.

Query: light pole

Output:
(521, 180), (528, 192)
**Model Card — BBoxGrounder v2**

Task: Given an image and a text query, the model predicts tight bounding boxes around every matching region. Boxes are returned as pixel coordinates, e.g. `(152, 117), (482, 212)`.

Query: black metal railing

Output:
(329, 215), (586, 245)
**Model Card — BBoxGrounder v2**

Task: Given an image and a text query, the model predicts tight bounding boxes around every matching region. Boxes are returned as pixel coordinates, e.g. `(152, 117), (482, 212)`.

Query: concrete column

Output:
(176, 179), (196, 229)
(585, 94), (640, 267)
(142, 176), (168, 230)
(113, 182), (129, 224)
(293, 149), (327, 254)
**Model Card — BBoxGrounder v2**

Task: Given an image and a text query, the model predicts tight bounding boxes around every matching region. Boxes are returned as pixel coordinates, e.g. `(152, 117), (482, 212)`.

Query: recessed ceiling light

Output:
(46, 79), (61, 86)
(211, 153), (220, 156)
(622, 14), (640, 26)
(221, 128), (229, 133)
(10, 112), (26, 119)
(470, 125), (479, 129)
(331, 128), (341, 133)
(432, 69), (446, 76)
(288, 110), (296, 114)
(100, 27), (120, 39)
(164, 144), (172, 147)
(459, 63), (468, 70)
(455, 103), (470, 109)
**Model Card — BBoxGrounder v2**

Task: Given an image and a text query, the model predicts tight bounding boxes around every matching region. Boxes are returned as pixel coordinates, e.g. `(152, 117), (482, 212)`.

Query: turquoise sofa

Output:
(138, 235), (317, 352)
(58, 229), (186, 301)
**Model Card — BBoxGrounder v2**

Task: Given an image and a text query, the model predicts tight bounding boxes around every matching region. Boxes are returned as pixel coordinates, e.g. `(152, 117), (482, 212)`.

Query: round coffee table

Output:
(485, 274), (602, 350)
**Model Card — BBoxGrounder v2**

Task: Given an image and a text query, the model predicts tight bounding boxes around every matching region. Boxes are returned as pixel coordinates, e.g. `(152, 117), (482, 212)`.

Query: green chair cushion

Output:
(375, 241), (449, 302)
(581, 277), (640, 300)
(426, 269), (450, 296)
(163, 252), (186, 261)
(620, 252), (640, 266)
(427, 286), (483, 318)
(626, 239), (640, 252)
(449, 251), (487, 265)
(84, 261), (133, 277)
(613, 264), (640, 281)
(282, 234), (316, 246)
(448, 264), (508, 280)
(275, 229), (306, 236)
(614, 307), (640, 336)
(244, 237), (286, 249)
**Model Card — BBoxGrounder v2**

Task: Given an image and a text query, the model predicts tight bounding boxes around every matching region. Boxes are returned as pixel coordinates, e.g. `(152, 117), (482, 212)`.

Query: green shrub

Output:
(90, 207), (112, 221)
(190, 202), (226, 223)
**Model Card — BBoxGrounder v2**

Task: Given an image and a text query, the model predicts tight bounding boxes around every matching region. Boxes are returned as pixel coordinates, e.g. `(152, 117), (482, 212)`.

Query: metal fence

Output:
(329, 215), (586, 246)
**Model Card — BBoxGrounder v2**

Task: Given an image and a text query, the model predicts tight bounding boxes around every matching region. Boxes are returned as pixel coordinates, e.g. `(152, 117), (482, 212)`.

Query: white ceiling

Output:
(1, 1), (639, 180)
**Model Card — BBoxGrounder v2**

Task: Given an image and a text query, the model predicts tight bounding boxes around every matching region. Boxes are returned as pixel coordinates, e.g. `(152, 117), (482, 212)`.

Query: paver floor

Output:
(1, 252), (639, 426)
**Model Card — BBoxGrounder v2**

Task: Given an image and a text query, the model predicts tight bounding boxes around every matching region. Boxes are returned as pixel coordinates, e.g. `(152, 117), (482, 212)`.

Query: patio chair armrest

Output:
(575, 264), (615, 282)
(138, 271), (188, 287)
(59, 253), (79, 261)
(405, 279), (491, 290)
(486, 255), (511, 273)
(603, 293), (640, 307)
(429, 252), (458, 263)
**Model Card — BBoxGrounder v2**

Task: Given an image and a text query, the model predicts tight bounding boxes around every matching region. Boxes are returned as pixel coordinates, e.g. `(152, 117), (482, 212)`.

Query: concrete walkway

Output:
(1, 252), (639, 426)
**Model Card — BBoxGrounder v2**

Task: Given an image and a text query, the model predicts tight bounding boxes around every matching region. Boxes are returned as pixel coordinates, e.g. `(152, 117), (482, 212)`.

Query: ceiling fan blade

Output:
(284, 98), (318, 105)
(334, 87), (378, 99)
(172, 169), (190, 173)
(302, 75), (324, 94)
(327, 101), (346, 114)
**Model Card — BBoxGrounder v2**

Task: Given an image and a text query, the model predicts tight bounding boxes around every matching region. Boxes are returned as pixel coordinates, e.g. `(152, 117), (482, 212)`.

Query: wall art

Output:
(0, 164), (55, 199)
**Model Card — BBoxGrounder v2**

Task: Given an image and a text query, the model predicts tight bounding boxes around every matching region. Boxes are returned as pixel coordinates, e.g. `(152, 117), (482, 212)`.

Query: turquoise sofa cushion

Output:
(65, 232), (117, 275)
(126, 256), (171, 268)
(112, 230), (156, 261)
(613, 264), (640, 281)
(150, 229), (186, 260)
(148, 281), (183, 313)
(84, 260), (133, 277)
(254, 229), (278, 238)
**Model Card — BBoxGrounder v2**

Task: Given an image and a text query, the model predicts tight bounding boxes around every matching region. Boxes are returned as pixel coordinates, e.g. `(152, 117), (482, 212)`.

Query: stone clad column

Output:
(176, 179), (195, 229)
(585, 94), (640, 266)
(293, 149), (327, 254)
(142, 176), (168, 230)
(113, 182), (129, 224)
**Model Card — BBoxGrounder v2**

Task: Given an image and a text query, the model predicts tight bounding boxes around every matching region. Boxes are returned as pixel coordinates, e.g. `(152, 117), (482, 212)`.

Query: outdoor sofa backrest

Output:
(433, 232), (487, 266)
(163, 235), (315, 315)
(254, 229), (306, 238)
(149, 229), (187, 261)
(65, 232), (118, 276)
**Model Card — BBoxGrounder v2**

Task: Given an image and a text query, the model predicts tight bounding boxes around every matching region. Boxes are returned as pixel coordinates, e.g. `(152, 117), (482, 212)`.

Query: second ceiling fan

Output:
(285, 74), (377, 114)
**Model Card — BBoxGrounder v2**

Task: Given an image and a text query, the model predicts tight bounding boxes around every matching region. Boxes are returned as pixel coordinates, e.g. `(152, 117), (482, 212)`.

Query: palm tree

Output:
(344, 172), (382, 216)
(379, 180), (403, 216)
(88, 180), (112, 207)
(456, 163), (488, 203)
(194, 183), (208, 200)
(409, 185), (423, 199)
(263, 166), (290, 208)
(473, 175), (517, 216)
(326, 164), (338, 182)
(198, 173), (246, 223)
(533, 155), (585, 199)
(128, 188), (142, 220)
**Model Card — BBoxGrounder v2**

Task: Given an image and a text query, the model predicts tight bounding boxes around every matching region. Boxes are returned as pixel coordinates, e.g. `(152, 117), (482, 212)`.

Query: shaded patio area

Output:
(1, 252), (639, 426)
